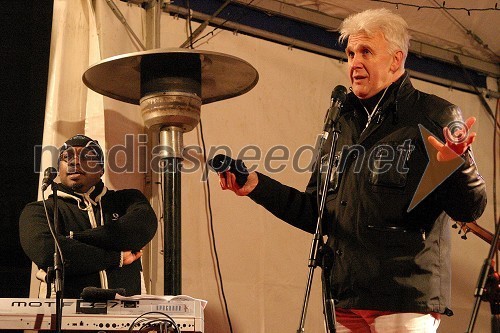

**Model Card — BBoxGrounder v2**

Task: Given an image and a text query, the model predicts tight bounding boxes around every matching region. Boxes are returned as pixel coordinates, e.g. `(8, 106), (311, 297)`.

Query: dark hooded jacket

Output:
(248, 73), (486, 314)
(19, 181), (157, 298)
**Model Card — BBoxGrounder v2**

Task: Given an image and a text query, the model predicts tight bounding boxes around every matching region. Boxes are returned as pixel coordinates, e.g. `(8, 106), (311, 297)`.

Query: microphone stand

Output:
(50, 183), (64, 333)
(466, 216), (500, 333)
(297, 123), (341, 333)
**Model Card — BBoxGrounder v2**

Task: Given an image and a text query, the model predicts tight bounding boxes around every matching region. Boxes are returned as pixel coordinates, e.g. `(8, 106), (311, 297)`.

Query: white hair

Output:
(339, 8), (410, 65)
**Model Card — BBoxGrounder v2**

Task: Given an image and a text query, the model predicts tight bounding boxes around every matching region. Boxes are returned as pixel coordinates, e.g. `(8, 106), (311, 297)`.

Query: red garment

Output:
(335, 308), (441, 333)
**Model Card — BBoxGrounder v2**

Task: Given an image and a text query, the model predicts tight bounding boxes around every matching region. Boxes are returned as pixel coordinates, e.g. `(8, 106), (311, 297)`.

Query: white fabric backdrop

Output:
(35, 1), (498, 332)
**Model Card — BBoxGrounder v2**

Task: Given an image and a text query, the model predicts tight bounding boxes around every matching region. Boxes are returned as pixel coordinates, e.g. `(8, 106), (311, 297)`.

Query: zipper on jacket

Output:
(367, 225), (407, 232)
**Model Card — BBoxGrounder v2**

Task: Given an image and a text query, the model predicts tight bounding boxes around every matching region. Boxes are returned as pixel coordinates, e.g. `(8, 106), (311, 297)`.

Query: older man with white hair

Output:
(219, 8), (487, 333)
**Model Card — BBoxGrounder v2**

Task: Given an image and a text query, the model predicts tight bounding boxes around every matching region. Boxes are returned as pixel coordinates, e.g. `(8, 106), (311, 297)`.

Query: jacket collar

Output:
(379, 71), (411, 110)
(345, 71), (412, 119)
(349, 71), (409, 106)
(342, 71), (413, 143)
(57, 180), (107, 203)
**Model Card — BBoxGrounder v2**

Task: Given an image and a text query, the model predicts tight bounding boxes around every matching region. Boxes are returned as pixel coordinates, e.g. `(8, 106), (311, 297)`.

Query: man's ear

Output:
(391, 50), (404, 73)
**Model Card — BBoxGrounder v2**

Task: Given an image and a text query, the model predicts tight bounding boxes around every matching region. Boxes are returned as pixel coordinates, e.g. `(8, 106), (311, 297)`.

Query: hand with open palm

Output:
(428, 117), (477, 161)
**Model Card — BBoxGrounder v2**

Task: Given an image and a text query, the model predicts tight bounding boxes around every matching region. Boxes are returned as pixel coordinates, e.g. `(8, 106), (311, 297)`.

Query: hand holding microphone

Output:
(207, 154), (258, 196)
(208, 154), (249, 187)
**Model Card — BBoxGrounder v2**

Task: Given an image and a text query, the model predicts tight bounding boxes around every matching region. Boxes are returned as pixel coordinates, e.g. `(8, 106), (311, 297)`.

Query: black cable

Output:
(370, 0), (500, 12)
(316, 137), (324, 214)
(128, 311), (181, 333)
(157, 163), (165, 255)
(199, 119), (234, 333)
(429, 0), (500, 62)
(494, 99), (499, 271)
(185, 3), (233, 330)
(180, 5), (234, 330)
(42, 191), (65, 265)
(189, 0), (256, 48)
(454, 54), (500, 267)
(454, 55), (500, 129)
(179, 0), (232, 48)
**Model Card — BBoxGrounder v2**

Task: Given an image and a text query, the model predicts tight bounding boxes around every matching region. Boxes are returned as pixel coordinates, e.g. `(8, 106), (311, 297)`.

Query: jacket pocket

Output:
(319, 151), (343, 196)
(368, 140), (412, 192)
(366, 225), (426, 251)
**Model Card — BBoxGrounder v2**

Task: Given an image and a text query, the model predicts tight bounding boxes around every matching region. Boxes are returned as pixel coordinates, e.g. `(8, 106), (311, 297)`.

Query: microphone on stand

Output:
(41, 167), (57, 192)
(39, 165), (63, 332)
(322, 85), (347, 135)
(207, 154), (249, 187)
(297, 85), (347, 333)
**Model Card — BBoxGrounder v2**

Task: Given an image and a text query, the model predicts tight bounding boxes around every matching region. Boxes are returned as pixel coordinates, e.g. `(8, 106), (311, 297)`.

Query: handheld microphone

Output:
(80, 286), (126, 301)
(323, 85), (347, 134)
(207, 154), (249, 187)
(41, 167), (57, 191)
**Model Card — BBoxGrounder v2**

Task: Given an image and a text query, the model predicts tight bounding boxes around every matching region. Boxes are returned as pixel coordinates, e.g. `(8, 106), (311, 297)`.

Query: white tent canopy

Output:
(166, 0), (499, 92)
(247, 0), (500, 67)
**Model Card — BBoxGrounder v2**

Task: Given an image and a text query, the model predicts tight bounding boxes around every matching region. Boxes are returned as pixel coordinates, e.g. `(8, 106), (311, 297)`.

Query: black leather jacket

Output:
(248, 73), (487, 314)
